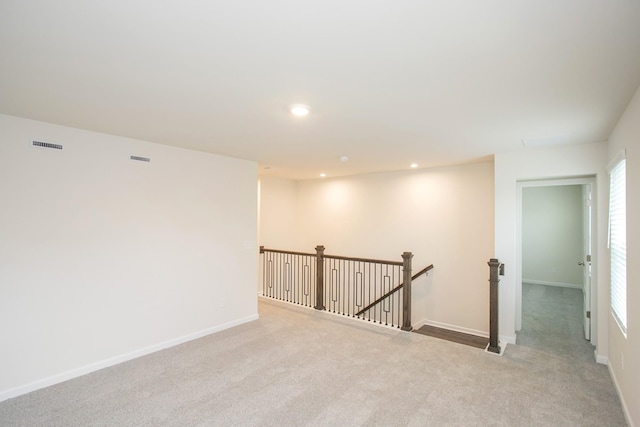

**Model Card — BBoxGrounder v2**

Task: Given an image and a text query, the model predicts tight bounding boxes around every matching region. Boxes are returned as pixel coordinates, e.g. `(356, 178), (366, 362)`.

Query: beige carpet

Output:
(518, 282), (596, 361)
(0, 296), (626, 426)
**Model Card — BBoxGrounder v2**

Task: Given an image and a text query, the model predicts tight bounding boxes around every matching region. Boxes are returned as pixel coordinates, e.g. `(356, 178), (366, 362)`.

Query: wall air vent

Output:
(130, 155), (150, 162)
(32, 140), (63, 150)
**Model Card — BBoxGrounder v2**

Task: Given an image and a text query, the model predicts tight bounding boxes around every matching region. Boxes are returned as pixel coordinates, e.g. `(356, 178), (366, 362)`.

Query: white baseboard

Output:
(0, 313), (259, 403)
(260, 296), (410, 333)
(485, 341), (507, 356)
(607, 361), (635, 427)
(500, 334), (517, 345)
(412, 318), (428, 330)
(595, 350), (608, 365)
(523, 279), (582, 289)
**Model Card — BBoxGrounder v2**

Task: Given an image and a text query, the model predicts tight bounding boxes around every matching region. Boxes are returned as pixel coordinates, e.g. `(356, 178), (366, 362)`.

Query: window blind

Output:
(609, 156), (627, 334)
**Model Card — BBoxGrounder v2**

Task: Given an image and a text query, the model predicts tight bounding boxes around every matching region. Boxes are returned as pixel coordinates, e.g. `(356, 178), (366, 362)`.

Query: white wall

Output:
(0, 114), (258, 401)
(607, 84), (640, 427)
(257, 176), (299, 295)
(268, 161), (495, 336)
(495, 142), (608, 349)
(258, 176), (298, 250)
(522, 185), (584, 287)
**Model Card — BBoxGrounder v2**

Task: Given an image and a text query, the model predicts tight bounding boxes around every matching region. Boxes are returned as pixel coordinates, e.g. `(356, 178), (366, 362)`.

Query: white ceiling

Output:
(1, 1), (640, 180)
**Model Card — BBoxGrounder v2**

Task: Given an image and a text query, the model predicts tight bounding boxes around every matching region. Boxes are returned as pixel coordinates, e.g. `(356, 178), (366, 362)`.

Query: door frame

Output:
(516, 176), (597, 346)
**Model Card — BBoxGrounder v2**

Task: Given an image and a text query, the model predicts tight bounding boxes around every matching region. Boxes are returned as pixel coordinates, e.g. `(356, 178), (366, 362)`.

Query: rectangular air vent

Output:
(130, 155), (150, 162)
(32, 140), (63, 150)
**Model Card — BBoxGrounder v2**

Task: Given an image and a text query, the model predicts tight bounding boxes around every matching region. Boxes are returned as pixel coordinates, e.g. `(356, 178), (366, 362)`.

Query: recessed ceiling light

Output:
(410, 163), (418, 168)
(320, 173), (326, 177)
(290, 104), (310, 117)
(339, 155), (349, 162)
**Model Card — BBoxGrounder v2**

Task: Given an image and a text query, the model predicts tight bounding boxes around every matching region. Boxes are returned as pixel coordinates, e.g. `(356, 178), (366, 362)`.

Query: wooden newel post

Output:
(315, 245), (325, 310)
(487, 258), (501, 354)
(401, 252), (413, 331)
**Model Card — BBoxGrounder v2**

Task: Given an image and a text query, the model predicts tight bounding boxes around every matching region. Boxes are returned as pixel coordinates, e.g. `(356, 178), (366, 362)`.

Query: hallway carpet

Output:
(518, 282), (596, 362)
(0, 296), (626, 426)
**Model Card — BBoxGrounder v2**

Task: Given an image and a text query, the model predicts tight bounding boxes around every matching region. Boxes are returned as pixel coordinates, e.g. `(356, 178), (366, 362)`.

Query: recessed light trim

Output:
(290, 104), (310, 117)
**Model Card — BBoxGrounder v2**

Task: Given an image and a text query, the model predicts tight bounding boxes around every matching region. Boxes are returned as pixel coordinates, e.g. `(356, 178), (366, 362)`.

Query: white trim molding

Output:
(607, 149), (626, 172)
(608, 361), (635, 427)
(0, 314), (259, 403)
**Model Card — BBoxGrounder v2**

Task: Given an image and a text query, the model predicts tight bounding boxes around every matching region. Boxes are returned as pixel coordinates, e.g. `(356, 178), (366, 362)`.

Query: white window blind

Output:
(609, 155), (627, 334)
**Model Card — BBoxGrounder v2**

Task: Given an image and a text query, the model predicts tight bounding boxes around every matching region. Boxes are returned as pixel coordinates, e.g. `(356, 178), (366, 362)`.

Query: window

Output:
(608, 153), (627, 334)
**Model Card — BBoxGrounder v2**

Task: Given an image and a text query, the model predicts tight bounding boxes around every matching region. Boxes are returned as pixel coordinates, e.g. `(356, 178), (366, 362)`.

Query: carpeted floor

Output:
(518, 282), (595, 362)
(0, 291), (626, 426)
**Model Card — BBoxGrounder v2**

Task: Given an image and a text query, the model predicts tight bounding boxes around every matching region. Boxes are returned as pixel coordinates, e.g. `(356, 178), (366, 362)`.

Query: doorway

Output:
(515, 177), (597, 353)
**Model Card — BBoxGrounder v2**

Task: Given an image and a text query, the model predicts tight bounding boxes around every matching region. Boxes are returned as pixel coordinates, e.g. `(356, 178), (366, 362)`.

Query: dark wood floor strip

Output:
(413, 325), (489, 349)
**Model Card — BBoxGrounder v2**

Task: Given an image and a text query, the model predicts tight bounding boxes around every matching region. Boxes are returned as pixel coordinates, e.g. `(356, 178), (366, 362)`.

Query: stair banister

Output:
(315, 245), (325, 311)
(487, 258), (503, 354)
(401, 252), (413, 331)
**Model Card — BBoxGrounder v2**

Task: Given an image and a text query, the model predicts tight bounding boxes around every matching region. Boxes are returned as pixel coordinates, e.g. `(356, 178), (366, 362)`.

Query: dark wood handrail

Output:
(413, 264), (434, 281)
(260, 246), (403, 266)
(355, 264), (434, 316)
(259, 247), (315, 257)
(324, 253), (403, 266)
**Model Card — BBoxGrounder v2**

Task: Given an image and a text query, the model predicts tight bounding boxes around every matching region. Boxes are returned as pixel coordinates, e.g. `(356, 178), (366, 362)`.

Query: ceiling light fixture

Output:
(339, 155), (349, 162)
(290, 104), (310, 117)
(410, 163), (418, 168)
(320, 173), (326, 177)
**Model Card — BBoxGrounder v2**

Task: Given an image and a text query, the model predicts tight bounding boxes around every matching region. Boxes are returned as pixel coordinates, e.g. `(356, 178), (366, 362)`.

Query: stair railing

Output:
(354, 263), (434, 319)
(260, 246), (432, 331)
(487, 258), (504, 354)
